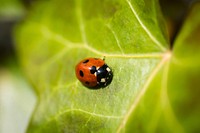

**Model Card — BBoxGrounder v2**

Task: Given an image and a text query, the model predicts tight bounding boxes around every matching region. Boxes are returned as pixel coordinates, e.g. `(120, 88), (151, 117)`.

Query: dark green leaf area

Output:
(173, 3), (200, 67)
(168, 62), (200, 133)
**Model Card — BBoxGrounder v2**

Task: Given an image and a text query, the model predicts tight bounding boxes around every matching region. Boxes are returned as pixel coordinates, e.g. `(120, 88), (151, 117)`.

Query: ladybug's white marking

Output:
(106, 67), (111, 72)
(101, 78), (106, 83)
(94, 72), (97, 77)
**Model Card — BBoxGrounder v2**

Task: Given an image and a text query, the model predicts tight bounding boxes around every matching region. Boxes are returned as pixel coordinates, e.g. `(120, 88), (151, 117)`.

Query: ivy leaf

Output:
(15, 0), (200, 132)
(124, 3), (200, 133)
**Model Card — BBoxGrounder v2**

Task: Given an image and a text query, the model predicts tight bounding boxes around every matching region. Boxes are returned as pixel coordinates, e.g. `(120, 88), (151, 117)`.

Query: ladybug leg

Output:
(102, 56), (106, 61)
(90, 66), (98, 77)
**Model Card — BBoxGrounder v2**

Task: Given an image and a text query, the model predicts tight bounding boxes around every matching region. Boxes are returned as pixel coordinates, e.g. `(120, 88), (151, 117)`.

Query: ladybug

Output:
(75, 58), (113, 89)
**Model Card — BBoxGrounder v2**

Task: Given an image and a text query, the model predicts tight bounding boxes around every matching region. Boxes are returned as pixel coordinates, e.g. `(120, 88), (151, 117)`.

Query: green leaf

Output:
(124, 3), (200, 133)
(14, 0), (200, 132)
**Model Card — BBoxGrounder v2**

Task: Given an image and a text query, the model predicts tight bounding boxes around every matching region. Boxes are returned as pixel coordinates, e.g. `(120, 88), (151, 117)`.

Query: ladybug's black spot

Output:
(79, 70), (84, 77)
(85, 81), (90, 85)
(83, 59), (89, 63)
(94, 58), (98, 60)
(90, 66), (96, 74)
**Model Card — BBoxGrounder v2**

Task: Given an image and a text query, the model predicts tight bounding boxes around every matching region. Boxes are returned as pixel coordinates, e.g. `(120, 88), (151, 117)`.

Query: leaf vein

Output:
(76, 0), (87, 44)
(58, 108), (123, 119)
(125, 0), (166, 51)
(117, 51), (171, 132)
(106, 25), (125, 55)
(39, 24), (165, 59)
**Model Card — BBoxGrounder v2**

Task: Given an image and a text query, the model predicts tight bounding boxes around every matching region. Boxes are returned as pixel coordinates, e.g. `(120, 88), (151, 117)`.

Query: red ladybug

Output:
(75, 58), (113, 89)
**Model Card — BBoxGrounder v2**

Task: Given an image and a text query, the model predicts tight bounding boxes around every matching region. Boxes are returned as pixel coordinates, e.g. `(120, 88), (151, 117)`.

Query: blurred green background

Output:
(0, 0), (198, 132)
(0, 0), (35, 133)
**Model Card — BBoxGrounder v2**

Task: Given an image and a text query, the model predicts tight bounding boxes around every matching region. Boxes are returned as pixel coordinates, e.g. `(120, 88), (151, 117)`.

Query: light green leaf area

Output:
(15, 0), (200, 132)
